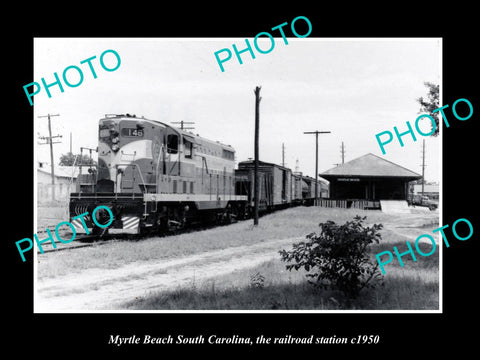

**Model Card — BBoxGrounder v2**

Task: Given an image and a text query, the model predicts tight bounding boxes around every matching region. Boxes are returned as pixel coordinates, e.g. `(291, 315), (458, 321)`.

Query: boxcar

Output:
(235, 160), (292, 211)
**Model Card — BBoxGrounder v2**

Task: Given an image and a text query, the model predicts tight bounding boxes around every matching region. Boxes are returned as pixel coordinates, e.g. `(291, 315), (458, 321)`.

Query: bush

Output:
(249, 272), (265, 289)
(279, 215), (383, 299)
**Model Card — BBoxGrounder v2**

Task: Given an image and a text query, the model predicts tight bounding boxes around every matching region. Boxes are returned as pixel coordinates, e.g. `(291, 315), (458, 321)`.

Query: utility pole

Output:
(304, 130), (331, 206)
(341, 141), (345, 164)
(281, 143), (285, 167)
(38, 114), (61, 201)
(254, 86), (261, 226)
(421, 139), (426, 198)
(171, 120), (195, 131)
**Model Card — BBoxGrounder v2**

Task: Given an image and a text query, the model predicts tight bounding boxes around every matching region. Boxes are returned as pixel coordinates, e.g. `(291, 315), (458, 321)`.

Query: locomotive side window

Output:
(222, 149), (234, 160)
(167, 134), (178, 154)
(184, 138), (193, 159)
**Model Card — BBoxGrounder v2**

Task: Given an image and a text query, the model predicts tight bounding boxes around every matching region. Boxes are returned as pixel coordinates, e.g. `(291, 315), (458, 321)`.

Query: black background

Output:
(6, 3), (478, 356)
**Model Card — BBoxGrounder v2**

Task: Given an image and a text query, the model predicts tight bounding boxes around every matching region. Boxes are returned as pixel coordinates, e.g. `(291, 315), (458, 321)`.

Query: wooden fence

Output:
(317, 199), (380, 210)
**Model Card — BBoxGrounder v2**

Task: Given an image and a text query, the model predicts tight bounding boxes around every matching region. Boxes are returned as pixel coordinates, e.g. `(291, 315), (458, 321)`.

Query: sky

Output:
(33, 37), (441, 182)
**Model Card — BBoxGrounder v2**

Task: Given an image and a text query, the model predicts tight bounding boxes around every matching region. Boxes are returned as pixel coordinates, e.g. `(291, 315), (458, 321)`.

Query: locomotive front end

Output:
(69, 114), (156, 235)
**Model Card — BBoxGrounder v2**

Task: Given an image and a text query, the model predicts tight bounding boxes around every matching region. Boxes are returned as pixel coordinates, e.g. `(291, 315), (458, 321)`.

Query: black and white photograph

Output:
(32, 37), (441, 312)
(7, 6), (478, 356)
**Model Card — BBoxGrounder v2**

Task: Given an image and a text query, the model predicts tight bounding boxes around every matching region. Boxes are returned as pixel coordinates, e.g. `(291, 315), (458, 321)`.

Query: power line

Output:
(171, 120), (195, 130)
(304, 130), (331, 205)
(38, 113), (61, 201)
(421, 139), (426, 197)
(254, 86), (261, 226)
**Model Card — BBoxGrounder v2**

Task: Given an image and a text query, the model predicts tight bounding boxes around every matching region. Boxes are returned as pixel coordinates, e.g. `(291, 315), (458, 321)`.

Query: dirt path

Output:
(35, 236), (303, 312)
(380, 211), (440, 243)
(35, 210), (439, 312)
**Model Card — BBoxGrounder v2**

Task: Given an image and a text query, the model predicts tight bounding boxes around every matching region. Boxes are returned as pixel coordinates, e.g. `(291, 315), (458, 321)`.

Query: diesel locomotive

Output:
(69, 114), (328, 236)
(69, 114), (248, 234)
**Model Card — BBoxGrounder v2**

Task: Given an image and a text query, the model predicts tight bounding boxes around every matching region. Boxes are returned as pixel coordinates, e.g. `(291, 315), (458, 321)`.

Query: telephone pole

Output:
(304, 130), (331, 205)
(38, 114), (61, 200)
(171, 120), (195, 130)
(421, 139), (426, 197)
(341, 141), (345, 164)
(254, 86), (261, 226)
(282, 143), (285, 167)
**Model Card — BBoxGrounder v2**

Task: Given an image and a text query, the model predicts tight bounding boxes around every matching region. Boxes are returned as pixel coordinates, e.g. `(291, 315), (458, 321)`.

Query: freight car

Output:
(291, 173), (304, 205)
(235, 160), (291, 212)
(69, 114), (248, 235)
(234, 160), (327, 212)
(301, 175), (329, 205)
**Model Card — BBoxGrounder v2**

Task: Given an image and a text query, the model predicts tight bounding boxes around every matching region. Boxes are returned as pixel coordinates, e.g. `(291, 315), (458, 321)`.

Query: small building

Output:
(37, 162), (80, 202)
(320, 153), (421, 206)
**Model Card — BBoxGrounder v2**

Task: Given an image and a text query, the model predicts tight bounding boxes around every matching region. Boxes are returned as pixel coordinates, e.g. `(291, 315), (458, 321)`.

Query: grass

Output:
(37, 206), (439, 310)
(37, 203), (69, 233)
(121, 245), (439, 311)
(118, 213), (439, 311)
(38, 207), (403, 278)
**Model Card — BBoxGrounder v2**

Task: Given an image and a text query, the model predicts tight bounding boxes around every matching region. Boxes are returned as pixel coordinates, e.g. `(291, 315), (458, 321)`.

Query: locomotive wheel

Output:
(91, 225), (108, 237)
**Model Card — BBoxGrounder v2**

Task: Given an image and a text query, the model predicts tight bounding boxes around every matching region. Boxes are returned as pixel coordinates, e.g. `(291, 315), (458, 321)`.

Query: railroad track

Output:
(36, 209), (276, 255)
(35, 218), (240, 255)
(36, 234), (119, 254)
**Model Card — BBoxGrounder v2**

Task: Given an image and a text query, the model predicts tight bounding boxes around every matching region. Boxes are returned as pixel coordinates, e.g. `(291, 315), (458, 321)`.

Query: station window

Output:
(167, 134), (178, 154)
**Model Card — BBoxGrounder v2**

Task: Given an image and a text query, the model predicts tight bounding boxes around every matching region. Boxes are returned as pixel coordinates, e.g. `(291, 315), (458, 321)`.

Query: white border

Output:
(33, 37), (443, 314)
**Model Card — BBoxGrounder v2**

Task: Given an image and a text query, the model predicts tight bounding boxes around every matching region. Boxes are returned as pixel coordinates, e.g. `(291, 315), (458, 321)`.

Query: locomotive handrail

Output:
(155, 144), (165, 194)
(77, 163), (99, 193)
(200, 155), (209, 174)
(114, 163), (148, 195)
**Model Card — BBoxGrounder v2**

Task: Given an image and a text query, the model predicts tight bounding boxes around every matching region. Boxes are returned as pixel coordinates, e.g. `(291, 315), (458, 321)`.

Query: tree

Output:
(59, 152), (96, 166)
(416, 82), (440, 136)
(279, 216), (383, 299)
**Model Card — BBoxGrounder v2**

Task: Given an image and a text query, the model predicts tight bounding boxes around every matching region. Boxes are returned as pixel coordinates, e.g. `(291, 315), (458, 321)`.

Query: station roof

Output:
(320, 153), (421, 179)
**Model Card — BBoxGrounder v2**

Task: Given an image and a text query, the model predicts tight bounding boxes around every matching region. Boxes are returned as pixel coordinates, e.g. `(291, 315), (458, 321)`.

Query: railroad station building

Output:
(320, 153), (422, 206)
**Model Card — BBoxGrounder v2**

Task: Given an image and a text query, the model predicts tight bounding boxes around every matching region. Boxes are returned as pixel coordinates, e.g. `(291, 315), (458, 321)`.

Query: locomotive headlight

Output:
(112, 144), (120, 152)
(112, 137), (119, 144)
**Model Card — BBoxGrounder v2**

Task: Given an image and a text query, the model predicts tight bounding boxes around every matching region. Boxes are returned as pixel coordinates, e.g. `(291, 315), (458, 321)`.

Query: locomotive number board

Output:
(121, 128), (144, 137)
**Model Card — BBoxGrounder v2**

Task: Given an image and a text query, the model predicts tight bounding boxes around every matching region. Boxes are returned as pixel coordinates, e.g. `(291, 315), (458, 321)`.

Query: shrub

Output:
(279, 215), (383, 298)
(249, 272), (265, 289)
